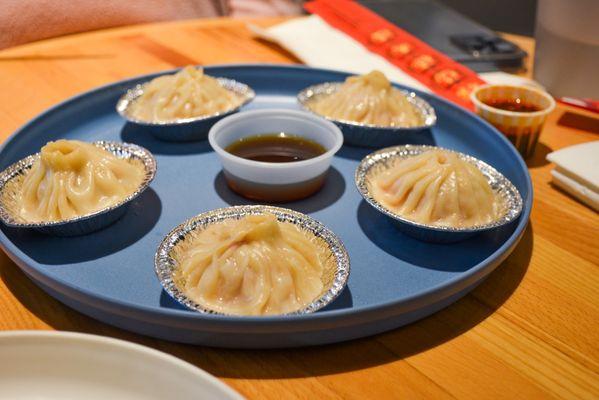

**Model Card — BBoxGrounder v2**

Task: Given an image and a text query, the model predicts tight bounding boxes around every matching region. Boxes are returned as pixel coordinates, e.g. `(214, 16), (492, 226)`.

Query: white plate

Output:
(0, 331), (243, 400)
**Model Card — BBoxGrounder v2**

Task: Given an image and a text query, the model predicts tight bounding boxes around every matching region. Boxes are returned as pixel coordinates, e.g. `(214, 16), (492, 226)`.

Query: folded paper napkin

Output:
(250, 16), (539, 94)
(546, 141), (599, 211)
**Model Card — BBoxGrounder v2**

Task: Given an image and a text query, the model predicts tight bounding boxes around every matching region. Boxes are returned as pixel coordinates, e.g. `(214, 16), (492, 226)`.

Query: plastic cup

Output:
(208, 109), (343, 202)
(471, 84), (555, 158)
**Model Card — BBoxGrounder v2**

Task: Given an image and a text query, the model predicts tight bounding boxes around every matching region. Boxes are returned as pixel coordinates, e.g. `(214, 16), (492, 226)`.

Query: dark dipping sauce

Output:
(483, 98), (542, 112)
(225, 133), (326, 162)
(223, 133), (329, 202)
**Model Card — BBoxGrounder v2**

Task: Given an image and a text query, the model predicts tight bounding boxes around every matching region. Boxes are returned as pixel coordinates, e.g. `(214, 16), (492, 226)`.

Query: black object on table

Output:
(358, 0), (527, 72)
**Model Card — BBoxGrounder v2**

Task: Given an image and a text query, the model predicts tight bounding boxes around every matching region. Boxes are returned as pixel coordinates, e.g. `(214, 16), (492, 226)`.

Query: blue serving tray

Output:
(0, 65), (532, 348)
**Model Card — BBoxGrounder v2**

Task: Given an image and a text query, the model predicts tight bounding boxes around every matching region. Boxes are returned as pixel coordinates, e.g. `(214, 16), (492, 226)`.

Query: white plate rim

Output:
(0, 330), (244, 400)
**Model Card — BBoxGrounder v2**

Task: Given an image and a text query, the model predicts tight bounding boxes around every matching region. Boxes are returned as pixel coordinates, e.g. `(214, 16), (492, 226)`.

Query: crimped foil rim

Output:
(0, 141), (157, 228)
(116, 77), (256, 126)
(297, 82), (437, 130)
(355, 145), (524, 233)
(155, 205), (351, 316)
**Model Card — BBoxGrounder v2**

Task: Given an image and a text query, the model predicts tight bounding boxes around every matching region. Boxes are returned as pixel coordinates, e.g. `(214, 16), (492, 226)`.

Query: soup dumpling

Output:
(128, 66), (243, 122)
(173, 214), (325, 316)
(307, 70), (424, 127)
(370, 150), (502, 227)
(19, 140), (145, 222)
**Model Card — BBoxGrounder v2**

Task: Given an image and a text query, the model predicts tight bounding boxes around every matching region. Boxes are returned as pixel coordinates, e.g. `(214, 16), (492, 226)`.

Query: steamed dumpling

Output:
(128, 66), (243, 122)
(173, 214), (325, 316)
(370, 150), (501, 227)
(307, 70), (424, 127)
(19, 140), (145, 222)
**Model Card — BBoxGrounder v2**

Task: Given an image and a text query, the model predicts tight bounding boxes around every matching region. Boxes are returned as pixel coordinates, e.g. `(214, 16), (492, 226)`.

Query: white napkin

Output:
(250, 16), (540, 92)
(546, 141), (599, 211)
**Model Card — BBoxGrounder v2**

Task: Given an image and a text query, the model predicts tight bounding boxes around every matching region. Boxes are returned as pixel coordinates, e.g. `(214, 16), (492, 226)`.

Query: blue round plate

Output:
(0, 65), (532, 348)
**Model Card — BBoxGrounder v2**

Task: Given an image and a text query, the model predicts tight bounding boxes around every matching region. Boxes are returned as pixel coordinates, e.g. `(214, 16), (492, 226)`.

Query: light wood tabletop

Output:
(0, 17), (597, 400)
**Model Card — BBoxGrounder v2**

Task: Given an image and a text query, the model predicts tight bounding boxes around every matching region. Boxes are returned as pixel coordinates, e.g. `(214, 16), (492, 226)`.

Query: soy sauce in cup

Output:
(225, 133), (326, 163)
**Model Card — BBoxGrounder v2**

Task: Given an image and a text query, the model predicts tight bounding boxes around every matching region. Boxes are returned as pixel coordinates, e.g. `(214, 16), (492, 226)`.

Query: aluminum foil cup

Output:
(0, 141), (157, 236)
(155, 205), (351, 316)
(116, 78), (255, 142)
(297, 82), (436, 148)
(355, 145), (523, 243)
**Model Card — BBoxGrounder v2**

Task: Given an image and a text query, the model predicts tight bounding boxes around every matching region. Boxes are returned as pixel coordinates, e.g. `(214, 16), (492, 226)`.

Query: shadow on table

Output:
(557, 111), (599, 135)
(526, 141), (553, 169)
(0, 224), (532, 378)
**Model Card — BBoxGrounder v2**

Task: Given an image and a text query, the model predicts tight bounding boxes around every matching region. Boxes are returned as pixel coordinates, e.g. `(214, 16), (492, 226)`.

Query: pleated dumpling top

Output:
(307, 70), (424, 127)
(371, 150), (502, 228)
(128, 66), (243, 122)
(19, 140), (144, 222)
(173, 214), (326, 316)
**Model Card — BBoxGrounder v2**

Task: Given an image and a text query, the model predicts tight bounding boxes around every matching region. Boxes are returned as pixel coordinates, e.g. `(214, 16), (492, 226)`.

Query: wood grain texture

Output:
(0, 17), (597, 400)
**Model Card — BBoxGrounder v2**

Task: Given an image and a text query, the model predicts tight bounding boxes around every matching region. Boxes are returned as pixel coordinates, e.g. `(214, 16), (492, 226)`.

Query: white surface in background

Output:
(547, 141), (599, 212)
(0, 331), (244, 400)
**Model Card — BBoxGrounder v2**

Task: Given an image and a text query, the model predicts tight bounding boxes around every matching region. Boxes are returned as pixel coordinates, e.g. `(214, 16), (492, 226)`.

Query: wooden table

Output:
(0, 17), (597, 400)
